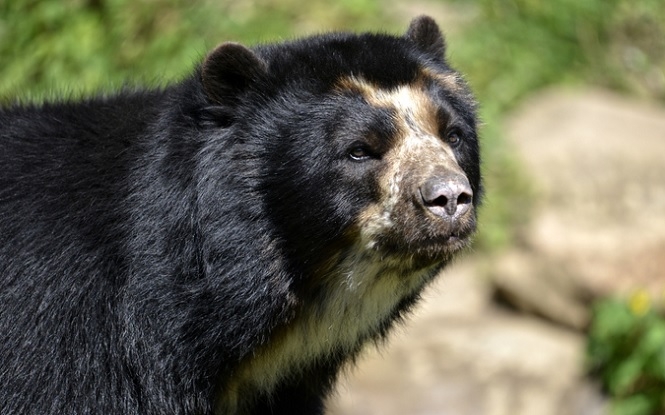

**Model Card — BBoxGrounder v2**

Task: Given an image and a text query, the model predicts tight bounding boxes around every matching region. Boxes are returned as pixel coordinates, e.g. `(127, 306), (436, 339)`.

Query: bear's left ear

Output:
(406, 15), (446, 62)
(201, 42), (267, 105)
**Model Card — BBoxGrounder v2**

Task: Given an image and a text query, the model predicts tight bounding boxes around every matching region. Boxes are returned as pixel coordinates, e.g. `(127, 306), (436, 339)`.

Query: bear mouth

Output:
(416, 212), (477, 250)
(424, 226), (475, 253)
(442, 232), (469, 247)
(373, 221), (476, 270)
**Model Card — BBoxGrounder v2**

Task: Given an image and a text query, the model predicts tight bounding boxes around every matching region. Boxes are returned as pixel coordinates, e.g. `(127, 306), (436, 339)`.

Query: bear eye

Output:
(446, 130), (462, 147)
(348, 145), (372, 161)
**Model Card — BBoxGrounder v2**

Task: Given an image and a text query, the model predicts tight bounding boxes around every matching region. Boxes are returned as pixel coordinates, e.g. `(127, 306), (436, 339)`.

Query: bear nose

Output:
(419, 175), (473, 218)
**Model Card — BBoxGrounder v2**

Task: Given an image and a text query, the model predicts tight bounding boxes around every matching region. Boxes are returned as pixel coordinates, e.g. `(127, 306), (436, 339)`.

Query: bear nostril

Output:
(420, 176), (473, 218)
(457, 192), (472, 207)
(430, 195), (449, 208)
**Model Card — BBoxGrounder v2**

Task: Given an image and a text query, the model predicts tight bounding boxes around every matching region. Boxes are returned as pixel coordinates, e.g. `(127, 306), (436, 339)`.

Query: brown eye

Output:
(348, 146), (371, 161)
(447, 131), (461, 146)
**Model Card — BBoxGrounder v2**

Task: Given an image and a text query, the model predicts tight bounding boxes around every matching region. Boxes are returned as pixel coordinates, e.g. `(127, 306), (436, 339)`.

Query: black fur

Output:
(0, 16), (480, 414)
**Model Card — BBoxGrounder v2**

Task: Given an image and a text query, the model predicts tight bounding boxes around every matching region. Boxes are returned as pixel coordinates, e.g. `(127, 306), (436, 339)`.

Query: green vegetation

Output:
(451, 0), (665, 112)
(588, 294), (665, 415)
(0, 0), (387, 101)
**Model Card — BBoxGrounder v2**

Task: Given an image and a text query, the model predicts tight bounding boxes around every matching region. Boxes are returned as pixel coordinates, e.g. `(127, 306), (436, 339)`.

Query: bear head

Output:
(200, 16), (481, 282)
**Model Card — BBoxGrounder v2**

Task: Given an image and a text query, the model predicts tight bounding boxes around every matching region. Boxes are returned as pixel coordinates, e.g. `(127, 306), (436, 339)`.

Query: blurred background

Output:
(2, 0), (664, 413)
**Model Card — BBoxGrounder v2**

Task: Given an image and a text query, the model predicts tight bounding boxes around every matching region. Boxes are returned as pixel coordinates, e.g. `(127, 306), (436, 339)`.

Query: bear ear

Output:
(405, 15), (446, 61)
(201, 42), (267, 105)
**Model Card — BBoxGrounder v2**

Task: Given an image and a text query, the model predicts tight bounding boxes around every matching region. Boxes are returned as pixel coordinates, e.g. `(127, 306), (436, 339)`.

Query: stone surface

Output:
(505, 88), (665, 298)
(491, 249), (590, 330)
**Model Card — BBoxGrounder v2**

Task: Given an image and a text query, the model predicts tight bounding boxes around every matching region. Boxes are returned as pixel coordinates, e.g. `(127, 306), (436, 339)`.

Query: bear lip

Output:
(421, 222), (476, 253)
(438, 229), (474, 249)
(374, 222), (476, 268)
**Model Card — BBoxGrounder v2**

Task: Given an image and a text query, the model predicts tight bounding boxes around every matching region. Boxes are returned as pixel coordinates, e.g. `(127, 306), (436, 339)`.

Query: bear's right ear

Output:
(201, 42), (267, 105)
(406, 15), (446, 62)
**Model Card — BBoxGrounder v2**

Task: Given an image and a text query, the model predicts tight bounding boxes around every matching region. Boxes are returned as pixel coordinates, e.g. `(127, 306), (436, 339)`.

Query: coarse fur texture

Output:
(0, 16), (481, 415)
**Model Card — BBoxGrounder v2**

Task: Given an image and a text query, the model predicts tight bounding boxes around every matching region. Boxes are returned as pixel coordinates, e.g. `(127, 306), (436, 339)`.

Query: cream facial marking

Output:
(338, 76), (468, 245)
(420, 66), (474, 100)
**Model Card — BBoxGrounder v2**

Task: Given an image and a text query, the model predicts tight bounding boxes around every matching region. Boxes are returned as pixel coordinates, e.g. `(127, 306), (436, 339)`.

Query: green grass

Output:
(0, 0), (389, 101)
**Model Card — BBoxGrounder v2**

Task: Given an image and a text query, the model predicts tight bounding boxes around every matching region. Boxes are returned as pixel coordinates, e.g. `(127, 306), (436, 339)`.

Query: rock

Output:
(491, 250), (590, 330)
(414, 258), (492, 320)
(505, 88), (665, 299)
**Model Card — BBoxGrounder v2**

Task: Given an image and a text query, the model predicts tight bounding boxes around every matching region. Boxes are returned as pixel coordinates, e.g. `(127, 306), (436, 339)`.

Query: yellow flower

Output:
(629, 290), (651, 317)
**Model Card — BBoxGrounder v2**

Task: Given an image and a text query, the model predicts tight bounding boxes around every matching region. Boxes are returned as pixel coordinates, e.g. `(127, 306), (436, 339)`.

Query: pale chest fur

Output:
(216, 249), (438, 413)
